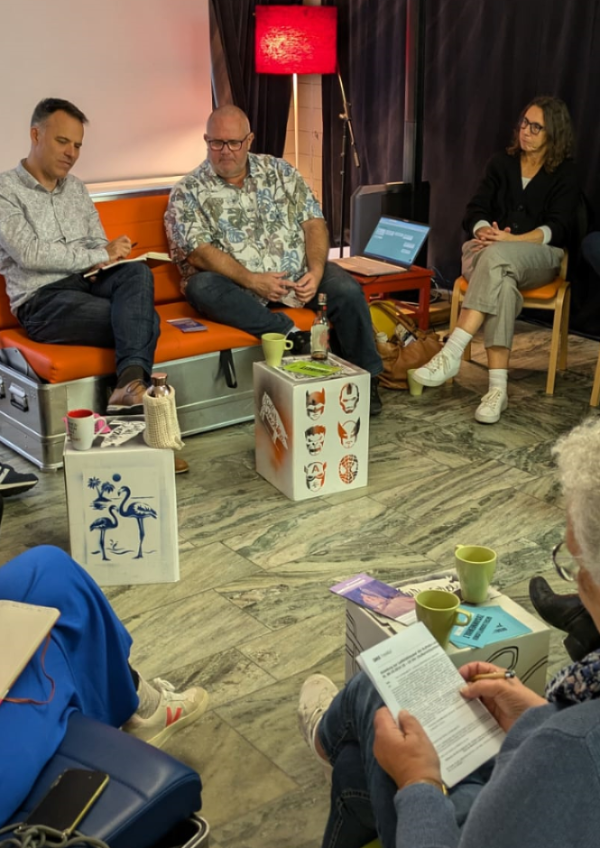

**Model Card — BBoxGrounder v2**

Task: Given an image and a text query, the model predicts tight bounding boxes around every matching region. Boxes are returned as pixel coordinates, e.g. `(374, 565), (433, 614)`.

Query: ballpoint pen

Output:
(471, 670), (516, 681)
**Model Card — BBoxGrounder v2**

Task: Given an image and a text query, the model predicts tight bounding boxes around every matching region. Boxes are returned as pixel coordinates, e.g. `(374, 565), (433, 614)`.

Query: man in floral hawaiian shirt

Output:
(164, 105), (383, 415)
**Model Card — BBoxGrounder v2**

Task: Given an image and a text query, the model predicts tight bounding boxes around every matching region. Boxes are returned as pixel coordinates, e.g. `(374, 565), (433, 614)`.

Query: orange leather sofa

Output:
(0, 190), (314, 468)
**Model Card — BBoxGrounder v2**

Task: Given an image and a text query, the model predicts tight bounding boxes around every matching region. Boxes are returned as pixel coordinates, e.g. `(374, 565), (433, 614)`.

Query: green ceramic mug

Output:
(415, 589), (472, 648)
(455, 544), (497, 604)
(261, 333), (294, 367)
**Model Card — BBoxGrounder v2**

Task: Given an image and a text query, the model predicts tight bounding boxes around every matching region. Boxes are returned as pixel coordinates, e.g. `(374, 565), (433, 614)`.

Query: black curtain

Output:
(322, 0), (600, 335)
(210, 0), (303, 156)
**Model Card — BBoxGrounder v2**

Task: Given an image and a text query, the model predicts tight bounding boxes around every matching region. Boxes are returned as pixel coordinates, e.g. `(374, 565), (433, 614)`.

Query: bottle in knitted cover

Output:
(143, 386), (184, 450)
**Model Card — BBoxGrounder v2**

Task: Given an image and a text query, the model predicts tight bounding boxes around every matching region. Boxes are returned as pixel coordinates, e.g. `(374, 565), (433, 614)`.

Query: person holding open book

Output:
(299, 416), (600, 848)
(0, 98), (160, 415)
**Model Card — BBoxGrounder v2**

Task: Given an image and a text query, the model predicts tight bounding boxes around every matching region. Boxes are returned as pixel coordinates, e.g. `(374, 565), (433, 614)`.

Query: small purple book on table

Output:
(330, 572), (415, 621)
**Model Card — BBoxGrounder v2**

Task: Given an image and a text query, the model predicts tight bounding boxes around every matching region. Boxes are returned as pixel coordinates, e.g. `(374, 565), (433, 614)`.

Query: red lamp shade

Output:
(255, 6), (337, 75)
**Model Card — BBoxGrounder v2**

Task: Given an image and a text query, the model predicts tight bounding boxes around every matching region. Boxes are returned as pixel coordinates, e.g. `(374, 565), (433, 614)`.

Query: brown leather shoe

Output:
(175, 457), (189, 474)
(107, 379), (147, 413)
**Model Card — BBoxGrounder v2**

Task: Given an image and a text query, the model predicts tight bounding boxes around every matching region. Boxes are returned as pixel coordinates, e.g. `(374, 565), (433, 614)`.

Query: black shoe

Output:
(0, 463), (39, 496)
(529, 576), (600, 660)
(286, 330), (311, 356)
(370, 377), (383, 417)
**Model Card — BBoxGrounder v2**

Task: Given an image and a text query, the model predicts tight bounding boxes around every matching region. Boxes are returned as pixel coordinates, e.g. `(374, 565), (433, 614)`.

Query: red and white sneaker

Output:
(123, 677), (209, 748)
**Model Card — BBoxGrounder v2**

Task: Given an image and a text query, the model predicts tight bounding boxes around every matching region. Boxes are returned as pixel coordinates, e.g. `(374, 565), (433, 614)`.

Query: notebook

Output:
(0, 600), (60, 700)
(333, 215), (430, 276)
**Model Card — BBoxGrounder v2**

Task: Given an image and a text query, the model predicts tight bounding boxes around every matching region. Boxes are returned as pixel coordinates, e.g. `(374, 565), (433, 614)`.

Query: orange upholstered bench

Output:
(0, 189), (314, 468)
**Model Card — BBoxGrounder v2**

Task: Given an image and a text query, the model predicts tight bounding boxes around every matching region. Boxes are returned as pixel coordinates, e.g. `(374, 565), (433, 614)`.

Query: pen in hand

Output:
(471, 671), (516, 682)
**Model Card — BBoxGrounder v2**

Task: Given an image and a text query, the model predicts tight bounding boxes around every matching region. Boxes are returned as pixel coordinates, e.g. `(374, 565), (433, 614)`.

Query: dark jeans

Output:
(184, 262), (383, 377)
(582, 232), (600, 278)
(17, 263), (160, 378)
(318, 672), (489, 848)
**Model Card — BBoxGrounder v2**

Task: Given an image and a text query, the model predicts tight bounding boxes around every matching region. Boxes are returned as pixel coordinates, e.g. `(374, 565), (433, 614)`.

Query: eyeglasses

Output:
(552, 541), (580, 582)
(205, 134), (251, 152)
(519, 116), (545, 136)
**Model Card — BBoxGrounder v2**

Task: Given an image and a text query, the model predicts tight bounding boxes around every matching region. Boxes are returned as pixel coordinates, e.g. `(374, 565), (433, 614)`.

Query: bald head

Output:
(206, 106), (251, 137)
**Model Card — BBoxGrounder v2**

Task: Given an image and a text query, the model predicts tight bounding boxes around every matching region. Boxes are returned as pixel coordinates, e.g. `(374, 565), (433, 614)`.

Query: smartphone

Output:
(24, 769), (109, 835)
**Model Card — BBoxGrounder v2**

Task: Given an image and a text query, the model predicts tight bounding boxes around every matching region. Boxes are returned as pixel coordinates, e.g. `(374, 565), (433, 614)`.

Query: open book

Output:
(84, 252), (172, 278)
(357, 623), (505, 787)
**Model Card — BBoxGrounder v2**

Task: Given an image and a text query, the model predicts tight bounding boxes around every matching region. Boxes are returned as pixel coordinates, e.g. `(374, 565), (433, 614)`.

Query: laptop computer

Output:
(333, 215), (430, 276)
(0, 600), (60, 700)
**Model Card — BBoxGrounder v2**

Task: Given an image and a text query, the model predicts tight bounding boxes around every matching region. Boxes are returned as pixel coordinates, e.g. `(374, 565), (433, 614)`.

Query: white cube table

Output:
(345, 584), (551, 695)
(254, 355), (370, 500)
(64, 423), (179, 586)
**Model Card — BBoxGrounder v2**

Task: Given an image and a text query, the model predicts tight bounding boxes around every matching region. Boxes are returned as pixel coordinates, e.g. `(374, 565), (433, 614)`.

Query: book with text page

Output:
(84, 252), (172, 278)
(357, 623), (505, 787)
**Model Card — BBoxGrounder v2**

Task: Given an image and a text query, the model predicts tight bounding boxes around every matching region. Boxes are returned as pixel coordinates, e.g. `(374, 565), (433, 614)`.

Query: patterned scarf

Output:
(545, 649), (600, 703)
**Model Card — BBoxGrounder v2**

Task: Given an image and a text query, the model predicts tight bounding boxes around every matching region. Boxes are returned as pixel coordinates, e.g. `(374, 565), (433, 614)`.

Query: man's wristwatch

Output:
(402, 778), (448, 795)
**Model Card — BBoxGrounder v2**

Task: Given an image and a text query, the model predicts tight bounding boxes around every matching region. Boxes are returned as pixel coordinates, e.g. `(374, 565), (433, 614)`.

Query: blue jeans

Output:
(185, 262), (383, 377)
(318, 672), (490, 848)
(16, 263), (160, 378)
(582, 232), (600, 277)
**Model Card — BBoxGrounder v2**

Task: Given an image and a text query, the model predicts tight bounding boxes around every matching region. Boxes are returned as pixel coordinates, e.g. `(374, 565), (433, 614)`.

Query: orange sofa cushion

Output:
(0, 306), (314, 384)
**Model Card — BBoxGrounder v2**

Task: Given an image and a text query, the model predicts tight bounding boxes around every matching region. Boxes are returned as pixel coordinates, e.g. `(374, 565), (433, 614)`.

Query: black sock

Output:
(129, 663), (140, 689)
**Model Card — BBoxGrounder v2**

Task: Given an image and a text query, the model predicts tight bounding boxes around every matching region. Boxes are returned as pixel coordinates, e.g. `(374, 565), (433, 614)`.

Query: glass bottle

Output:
(148, 372), (170, 397)
(310, 293), (329, 361)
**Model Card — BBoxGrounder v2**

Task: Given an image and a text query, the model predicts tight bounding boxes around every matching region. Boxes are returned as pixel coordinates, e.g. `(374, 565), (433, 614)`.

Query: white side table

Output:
(254, 355), (370, 501)
(64, 425), (179, 586)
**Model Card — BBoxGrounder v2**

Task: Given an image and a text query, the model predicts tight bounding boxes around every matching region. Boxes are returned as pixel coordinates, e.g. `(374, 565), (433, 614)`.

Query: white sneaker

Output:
(475, 389), (508, 424)
(298, 674), (338, 782)
(412, 350), (461, 387)
(123, 677), (209, 748)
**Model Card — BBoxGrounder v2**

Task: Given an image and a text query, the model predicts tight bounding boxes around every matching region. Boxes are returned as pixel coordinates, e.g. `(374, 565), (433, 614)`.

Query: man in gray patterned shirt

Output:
(165, 106), (383, 416)
(0, 98), (160, 414)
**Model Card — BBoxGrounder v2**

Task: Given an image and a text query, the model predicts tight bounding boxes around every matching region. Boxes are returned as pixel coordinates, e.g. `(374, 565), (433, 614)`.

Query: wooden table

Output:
(351, 266), (433, 330)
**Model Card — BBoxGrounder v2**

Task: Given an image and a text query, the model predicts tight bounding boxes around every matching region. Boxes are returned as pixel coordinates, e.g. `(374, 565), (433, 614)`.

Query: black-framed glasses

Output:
(205, 134), (251, 152)
(519, 116), (545, 135)
(552, 541), (580, 582)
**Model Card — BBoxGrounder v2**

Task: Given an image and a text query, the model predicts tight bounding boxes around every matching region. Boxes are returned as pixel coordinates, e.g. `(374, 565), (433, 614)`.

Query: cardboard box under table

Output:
(345, 589), (551, 695)
(64, 424), (179, 586)
(254, 355), (370, 500)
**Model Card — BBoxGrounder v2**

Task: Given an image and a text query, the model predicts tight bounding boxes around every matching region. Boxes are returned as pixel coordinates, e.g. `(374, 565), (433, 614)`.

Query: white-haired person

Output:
(413, 96), (579, 424)
(0, 545), (209, 827)
(298, 417), (600, 848)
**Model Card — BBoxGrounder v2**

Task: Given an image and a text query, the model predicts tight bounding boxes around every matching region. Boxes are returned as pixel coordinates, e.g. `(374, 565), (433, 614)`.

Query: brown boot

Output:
(107, 379), (147, 413)
(175, 457), (189, 474)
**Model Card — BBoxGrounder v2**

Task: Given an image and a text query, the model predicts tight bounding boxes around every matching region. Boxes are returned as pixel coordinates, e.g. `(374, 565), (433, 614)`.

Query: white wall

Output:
(0, 0), (212, 183)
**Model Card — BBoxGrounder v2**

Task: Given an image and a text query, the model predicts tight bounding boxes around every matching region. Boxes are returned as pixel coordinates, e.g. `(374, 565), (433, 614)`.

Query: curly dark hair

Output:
(507, 95), (574, 172)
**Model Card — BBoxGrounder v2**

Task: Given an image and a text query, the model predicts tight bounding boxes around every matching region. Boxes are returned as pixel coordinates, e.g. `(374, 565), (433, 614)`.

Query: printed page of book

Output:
(357, 622), (505, 787)
(83, 252), (172, 278)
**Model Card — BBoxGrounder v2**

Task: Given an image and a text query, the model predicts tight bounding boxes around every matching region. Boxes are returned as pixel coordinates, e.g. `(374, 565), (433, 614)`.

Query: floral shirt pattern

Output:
(164, 153), (324, 292)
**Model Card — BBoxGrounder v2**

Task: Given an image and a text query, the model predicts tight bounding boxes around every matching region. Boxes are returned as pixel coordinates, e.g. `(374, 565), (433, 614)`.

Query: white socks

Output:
(136, 674), (161, 718)
(444, 327), (473, 361)
(488, 369), (508, 394)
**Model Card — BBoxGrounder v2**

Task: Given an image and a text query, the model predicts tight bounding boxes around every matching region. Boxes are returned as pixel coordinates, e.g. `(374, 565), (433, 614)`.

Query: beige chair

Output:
(449, 251), (570, 395)
(589, 352), (600, 407)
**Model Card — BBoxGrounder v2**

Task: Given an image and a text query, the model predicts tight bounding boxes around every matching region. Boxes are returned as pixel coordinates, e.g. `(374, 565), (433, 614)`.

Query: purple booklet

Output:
(167, 318), (207, 333)
(330, 572), (415, 622)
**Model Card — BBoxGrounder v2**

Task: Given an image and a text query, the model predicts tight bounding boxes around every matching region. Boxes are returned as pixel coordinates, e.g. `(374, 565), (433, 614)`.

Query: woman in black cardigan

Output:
(414, 96), (579, 423)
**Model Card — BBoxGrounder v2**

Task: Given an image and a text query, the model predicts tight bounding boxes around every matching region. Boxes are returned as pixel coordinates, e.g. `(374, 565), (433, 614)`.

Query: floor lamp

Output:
(255, 5), (338, 171)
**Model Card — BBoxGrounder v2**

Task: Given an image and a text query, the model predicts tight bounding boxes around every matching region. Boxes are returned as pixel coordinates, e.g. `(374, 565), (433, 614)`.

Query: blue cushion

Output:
(14, 712), (202, 848)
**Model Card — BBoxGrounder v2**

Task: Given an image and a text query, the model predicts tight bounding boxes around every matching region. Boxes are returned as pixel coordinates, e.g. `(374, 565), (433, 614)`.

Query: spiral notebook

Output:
(0, 600), (60, 701)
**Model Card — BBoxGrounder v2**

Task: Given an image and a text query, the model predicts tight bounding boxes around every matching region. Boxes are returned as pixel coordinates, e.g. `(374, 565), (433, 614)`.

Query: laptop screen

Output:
(363, 216), (430, 268)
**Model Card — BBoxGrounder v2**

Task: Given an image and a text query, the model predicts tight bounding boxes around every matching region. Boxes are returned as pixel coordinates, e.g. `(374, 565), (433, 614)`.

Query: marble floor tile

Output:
(164, 710), (299, 829)
(125, 588), (272, 679)
(239, 607), (346, 680)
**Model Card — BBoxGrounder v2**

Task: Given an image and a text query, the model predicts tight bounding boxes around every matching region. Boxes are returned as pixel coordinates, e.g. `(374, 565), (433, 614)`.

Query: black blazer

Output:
(463, 151), (580, 248)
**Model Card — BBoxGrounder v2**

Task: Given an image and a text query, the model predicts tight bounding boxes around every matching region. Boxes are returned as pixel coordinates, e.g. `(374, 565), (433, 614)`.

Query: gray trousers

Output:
(461, 240), (563, 348)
